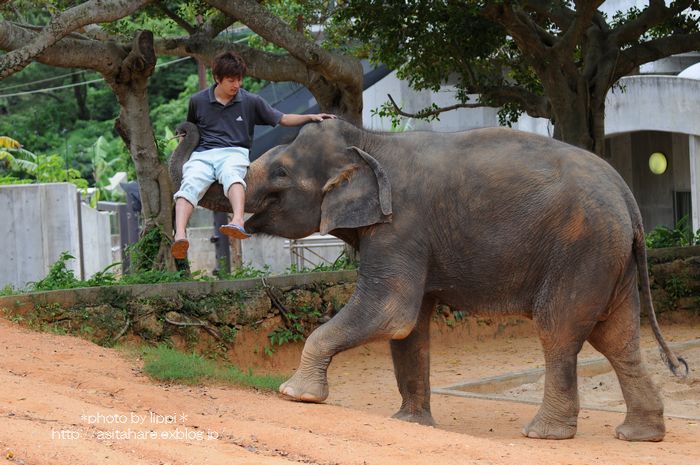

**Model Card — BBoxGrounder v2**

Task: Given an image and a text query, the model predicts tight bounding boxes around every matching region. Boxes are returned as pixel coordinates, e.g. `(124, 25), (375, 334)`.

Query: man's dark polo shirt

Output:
(187, 86), (283, 152)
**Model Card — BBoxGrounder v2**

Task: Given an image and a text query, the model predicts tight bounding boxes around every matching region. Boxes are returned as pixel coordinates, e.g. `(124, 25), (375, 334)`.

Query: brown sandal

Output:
(219, 224), (251, 240)
(171, 239), (189, 259)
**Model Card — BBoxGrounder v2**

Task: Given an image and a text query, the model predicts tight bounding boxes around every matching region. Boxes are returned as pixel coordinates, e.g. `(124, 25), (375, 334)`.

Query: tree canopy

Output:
(0, 0), (365, 270)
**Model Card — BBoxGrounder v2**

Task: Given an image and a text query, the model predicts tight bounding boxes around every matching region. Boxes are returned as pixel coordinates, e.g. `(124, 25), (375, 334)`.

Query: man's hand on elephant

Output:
(309, 113), (337, 122)
(280, 113), (336, 126)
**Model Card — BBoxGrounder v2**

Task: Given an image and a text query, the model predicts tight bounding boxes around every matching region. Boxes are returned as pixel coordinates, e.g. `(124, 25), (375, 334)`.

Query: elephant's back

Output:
(383, 127), (623, 201)
(382, 126), (636, 248)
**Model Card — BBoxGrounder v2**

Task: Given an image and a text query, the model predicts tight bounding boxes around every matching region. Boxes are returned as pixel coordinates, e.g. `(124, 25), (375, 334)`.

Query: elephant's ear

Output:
(319, 146), (392, 234)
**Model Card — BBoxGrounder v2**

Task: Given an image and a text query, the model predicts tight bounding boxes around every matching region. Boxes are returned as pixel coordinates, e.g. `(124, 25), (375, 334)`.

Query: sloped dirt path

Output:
(1, 317), (699, 465)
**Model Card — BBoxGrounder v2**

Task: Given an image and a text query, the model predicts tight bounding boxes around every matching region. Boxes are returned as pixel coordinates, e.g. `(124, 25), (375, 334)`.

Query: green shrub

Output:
(30, 252), (81, 291)
(646, 215), (700, 249)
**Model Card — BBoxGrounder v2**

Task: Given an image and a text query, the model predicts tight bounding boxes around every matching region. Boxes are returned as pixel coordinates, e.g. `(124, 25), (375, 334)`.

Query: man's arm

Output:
(279, 113), (336, 127)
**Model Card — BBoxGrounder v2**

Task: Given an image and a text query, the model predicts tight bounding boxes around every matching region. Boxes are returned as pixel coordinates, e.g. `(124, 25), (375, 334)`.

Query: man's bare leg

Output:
(228, 182), (245, 228)
(174, 197), (195, 242)
(171, 197), (195, 259)
(219, 183), (250, 239)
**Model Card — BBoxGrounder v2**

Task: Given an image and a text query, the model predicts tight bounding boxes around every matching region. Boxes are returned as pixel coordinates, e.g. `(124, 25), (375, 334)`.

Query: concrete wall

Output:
(0, 183), (112, 290)
(690, 136), (700, 231)
(606, 131), (693, 230)
(186, 226), (345, 275)
(605, 76), (700, 137)
(81, 202), (112, 277)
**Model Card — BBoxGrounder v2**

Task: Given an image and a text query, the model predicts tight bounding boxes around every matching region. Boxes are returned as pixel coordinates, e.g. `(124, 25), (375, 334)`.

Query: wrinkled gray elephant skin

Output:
(240, 119), (686, 441)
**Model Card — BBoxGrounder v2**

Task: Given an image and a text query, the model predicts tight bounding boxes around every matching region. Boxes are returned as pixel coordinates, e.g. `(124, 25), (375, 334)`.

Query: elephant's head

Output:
(244, 120), (392, 239)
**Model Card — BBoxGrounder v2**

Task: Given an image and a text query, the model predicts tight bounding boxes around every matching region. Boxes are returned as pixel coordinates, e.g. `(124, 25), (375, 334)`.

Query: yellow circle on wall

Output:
(649, 152), (667, 175)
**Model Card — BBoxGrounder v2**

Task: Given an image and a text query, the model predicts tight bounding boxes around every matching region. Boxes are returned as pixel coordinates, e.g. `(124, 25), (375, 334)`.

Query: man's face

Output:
(215, 75), (242, 98)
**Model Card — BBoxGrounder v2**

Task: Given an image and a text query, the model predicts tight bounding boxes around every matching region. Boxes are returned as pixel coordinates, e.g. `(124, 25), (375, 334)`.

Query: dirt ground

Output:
(1, 314), (699, 465)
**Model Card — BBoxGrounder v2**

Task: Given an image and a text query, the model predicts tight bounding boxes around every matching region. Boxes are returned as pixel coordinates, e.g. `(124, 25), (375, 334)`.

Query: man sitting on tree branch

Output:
(172, 51), (335, 259)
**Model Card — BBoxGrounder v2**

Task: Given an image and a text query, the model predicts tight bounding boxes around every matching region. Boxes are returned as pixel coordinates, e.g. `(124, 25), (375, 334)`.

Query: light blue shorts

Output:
(174, 147), (250, 207)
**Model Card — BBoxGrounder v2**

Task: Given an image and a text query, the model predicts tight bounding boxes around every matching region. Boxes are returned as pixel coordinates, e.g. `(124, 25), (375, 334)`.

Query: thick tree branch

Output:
(155, 36), (309, 84)
(0, 0), (152, 79)
(201, 12), (235, 37)
(483, 2), (552, 67)
(591, 10), (611, 33)
(554, 0), (604, 56)
(615, 32), (700, 79)
(203, 0), (359, 86)
(613, 0), (694, 45)
(522, 0), (575, 30)
(155, 1), (195, 34)
(0, 20), (124, 74)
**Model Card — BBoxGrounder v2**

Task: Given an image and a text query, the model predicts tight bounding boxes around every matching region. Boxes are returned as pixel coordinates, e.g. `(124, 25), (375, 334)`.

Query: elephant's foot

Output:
(615, 416), (665, 442)
(278, 370), (329, 403)
(522, 413), (577, 440)
(392, 408), (435, 426)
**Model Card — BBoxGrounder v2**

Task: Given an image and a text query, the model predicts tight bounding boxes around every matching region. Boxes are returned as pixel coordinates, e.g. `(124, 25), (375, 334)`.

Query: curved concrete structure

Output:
(605, 75), (700, 137)
(679, 62), (700, 79)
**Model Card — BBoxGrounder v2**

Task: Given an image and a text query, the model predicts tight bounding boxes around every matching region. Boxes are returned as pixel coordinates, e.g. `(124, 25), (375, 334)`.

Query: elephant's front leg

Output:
(279, 269), (426, 403)
(390, 295), (436, 425)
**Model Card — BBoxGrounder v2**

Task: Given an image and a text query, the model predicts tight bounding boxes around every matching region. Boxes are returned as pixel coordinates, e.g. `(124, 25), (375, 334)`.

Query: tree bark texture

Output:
(0, 0), (153, 79)
(109, 31), (175, 270)
(72, 72), (90, 120)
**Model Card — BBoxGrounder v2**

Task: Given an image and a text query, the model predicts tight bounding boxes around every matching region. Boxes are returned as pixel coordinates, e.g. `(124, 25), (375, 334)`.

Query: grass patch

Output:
(140, 344), (285, 391)
(1, 249), (356, 296)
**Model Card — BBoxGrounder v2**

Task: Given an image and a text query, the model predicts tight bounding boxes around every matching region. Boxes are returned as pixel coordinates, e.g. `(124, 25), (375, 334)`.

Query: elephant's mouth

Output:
(244, 212), (269, 235)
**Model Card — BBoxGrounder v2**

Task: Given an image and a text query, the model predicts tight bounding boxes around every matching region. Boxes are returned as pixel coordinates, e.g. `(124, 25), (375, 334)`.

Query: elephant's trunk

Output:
(169, 122), (199, 193)
(244, 159), (265, 214)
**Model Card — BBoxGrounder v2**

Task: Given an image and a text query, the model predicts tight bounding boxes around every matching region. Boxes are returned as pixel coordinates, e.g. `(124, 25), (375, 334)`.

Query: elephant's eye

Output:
(272, 166), (288, 178)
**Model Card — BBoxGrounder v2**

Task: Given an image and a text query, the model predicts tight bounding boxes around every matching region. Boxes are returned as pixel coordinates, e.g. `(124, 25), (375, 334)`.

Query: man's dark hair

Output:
(212, 51), (247, 80)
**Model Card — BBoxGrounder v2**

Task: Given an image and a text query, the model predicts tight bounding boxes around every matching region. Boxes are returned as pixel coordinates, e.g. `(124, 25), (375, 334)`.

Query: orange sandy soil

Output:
(1, 314), (698, 465)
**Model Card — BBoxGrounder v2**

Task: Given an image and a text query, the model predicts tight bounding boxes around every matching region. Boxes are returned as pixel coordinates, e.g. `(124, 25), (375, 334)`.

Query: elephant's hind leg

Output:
(522, 344), (582, 440)
(587, 291), (665, 442)
(390, 295), (437, 426)
(523, 292), (600, 439)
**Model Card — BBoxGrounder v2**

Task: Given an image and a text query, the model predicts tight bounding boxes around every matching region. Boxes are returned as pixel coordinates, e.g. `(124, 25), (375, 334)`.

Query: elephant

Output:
(169, 118), (687, 441)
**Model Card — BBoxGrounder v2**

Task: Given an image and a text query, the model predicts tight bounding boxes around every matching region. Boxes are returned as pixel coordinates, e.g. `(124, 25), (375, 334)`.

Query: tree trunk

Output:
(546, 75), (606, 156)
(71, 72), (90, 120)
(110, 30), (175, 271)
(307, 69), (363, 126)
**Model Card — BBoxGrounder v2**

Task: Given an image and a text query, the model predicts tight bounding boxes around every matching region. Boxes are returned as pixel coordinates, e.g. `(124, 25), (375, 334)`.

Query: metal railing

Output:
(284, 234), (345, 270)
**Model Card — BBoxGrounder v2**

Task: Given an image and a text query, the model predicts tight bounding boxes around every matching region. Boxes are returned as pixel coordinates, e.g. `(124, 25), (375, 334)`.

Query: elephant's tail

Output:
(634, 228), (689, 377)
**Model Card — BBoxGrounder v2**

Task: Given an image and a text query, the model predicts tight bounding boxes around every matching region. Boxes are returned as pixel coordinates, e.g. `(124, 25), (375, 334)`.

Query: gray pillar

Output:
(212, 212), (231, 275)
(689, 135), (700, 232)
